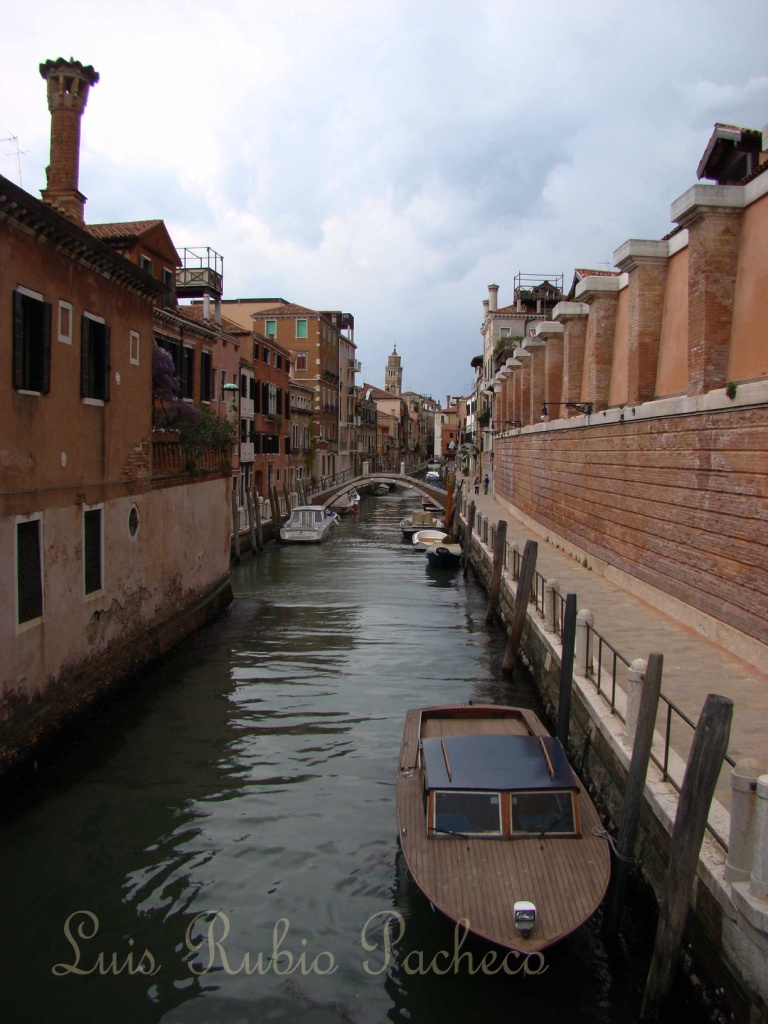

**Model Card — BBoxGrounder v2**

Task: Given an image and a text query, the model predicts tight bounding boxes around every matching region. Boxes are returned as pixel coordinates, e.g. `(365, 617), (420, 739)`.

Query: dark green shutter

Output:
(41, 302), (52, 394)
(103, 325), (111, 401)
(81, 316), (91, 397)
(12, 291), (24, 389)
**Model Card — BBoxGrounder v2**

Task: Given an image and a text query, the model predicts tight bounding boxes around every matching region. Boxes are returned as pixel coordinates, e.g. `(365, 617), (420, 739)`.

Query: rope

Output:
(592, 824), (634, 862)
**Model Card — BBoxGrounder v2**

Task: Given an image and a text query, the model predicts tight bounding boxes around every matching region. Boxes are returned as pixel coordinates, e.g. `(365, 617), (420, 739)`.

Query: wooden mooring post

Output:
(449, 478), (464, 537)
(603, 652), (664, 939)
(502, 539), (537, 673)
(640, 693), (733, 1020)
(231, 490), (241, 562)
(246, 487), (257, 552)
(269, 485), (282, 538)
(556, 593), (577, 747)
(485, 520), (507, 624)
(463, 500), (476, 579)
(252, 486), (264, 551)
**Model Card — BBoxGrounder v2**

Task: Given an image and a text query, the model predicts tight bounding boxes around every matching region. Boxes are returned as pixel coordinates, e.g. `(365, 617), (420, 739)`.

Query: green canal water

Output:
(0, 491), (713, 1023)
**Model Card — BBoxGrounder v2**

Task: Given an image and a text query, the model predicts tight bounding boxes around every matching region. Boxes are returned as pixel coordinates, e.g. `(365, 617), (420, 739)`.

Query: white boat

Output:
(280, 505), (339, 543)
(400, 510), (445, 537)
(330, 488), (360, 515)
(372, 483), (390, 496)
(412, 529), (448, 551)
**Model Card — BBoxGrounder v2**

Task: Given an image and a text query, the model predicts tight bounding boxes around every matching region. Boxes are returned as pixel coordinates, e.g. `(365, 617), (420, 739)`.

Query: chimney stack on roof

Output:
(488, 283), (499, 313)
(39, 57), (99, 224)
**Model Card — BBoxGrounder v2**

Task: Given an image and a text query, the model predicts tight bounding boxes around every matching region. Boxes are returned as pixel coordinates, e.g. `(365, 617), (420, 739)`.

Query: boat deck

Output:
(397, 705), (611, 953)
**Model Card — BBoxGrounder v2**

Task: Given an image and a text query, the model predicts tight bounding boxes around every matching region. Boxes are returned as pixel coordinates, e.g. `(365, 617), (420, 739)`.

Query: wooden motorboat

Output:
(372, 483), (390, 496)
(280, 505), (339, 543)
(424, 541), (462, 568)
(396, 704), (611, 953)
(330, 488), (360, 515)
(412, 529), (448, 551)
(400, 510), (445, 537)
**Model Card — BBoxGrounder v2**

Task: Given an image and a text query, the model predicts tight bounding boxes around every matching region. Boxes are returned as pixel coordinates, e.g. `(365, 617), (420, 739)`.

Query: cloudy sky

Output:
(3, 1), (767, 402)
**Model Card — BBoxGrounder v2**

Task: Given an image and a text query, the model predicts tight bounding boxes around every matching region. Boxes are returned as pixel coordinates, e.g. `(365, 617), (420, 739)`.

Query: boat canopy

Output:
(422, 734), (579, 792)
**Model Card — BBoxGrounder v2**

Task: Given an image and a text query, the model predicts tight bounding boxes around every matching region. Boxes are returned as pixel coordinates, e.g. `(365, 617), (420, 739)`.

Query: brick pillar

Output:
(577, 281), (620, 412)
(553, 303), (589, 412)
(514, 347), (531, 425)
(526, 338), (546, 425)
(39, 58), (100, 224)
(615, 241), (668, 405)
(537, 323), (564, 410)
(686, 209), (743, 395)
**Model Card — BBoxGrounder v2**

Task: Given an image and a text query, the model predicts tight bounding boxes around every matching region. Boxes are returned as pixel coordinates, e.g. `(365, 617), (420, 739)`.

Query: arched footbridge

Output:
(315, 471), (450, 511)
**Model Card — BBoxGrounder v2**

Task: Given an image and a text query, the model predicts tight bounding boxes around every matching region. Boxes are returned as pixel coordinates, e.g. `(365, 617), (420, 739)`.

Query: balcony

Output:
(175, 247), (224, 299)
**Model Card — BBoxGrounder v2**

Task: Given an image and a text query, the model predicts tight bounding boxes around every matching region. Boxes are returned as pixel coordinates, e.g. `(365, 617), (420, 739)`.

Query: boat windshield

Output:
(511, 791), (576, 836)
(433, 790), (501, 835)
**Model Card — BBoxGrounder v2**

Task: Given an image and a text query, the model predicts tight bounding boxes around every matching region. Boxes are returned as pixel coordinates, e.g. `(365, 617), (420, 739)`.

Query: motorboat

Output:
(424, 541), (462, 568)
(330, 488), (360, 515)
(412, 529), (448, 551)
(279, 505), (339, 543)
(396, 704), (610, 954)
(421, 496), (445, 514)
(400, 510), (445, 537)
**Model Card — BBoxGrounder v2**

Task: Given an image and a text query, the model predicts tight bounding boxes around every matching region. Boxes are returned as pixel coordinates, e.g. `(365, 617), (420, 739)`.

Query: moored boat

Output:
(424, 541), (462, 568)
(412, 529), (448, 551)
(330, 488), (360, 515)
(400, 510), (445, 537)
(280, 505), (339, 543)
(396, 704), (610, 953)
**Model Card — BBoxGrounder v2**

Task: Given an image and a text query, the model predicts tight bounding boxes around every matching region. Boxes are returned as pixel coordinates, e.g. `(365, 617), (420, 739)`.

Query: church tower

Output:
(385, 346), (402, 396)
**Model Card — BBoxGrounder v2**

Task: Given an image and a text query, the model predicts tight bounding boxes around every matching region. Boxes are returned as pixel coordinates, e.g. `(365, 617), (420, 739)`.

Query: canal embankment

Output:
(459, 490), (768, 1023)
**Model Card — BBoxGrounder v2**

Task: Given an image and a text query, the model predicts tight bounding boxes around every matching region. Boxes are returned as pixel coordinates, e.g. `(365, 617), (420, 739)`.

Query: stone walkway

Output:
(464, 489), (768, 813)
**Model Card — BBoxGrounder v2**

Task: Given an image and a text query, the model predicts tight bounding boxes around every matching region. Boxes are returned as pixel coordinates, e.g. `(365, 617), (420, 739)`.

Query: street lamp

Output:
(540, 402), (593, 421)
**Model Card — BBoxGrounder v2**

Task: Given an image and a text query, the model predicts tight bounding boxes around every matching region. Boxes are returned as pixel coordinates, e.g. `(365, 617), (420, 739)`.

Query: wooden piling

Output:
(253, 486), (264, 550)
(485, 520), (507, 624)
(283, 483), (292, 514)
(449, 478), (464, 537)
(246, 488), (257, 552)
(502, 539), (537, 673)
(269, 485), (282, 537)
(556, 593), (577, 747)
(443, 474), (454, 528)
(603, 652), (664, 940)
(463, 501), (476, 579)
(231, 490), (241, 562)
(640, 693), (733, 1020)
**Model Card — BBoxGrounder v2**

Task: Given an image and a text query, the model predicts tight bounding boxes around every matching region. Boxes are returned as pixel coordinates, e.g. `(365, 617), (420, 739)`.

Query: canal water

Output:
(0, 490), (712, 1024)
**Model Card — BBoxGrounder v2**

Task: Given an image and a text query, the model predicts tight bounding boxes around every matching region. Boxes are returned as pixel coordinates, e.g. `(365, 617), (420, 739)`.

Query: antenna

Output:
(1, 134), (29, 187)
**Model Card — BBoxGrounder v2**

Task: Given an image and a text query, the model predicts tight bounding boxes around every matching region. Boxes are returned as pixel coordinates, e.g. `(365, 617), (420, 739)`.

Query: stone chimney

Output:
(488, 283), (499, 313)
(39, 58), (100, 224)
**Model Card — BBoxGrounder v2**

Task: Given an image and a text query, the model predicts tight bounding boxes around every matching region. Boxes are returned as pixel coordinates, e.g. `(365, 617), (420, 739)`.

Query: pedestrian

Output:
(483, 473), (489, 495)
(474, 476), (480, 495)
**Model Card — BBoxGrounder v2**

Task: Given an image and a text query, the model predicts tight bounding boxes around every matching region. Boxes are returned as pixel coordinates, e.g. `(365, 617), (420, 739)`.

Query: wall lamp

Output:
(540, 401), (592, 421)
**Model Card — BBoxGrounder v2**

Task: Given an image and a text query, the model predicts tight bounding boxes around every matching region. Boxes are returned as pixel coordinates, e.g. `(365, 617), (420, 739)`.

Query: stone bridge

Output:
(315, 470), (450, 510)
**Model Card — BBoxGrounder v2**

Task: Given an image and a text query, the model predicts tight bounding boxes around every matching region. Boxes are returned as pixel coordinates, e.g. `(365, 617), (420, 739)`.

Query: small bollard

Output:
(624, 658), (648, 745)
(543, 578), (560, 632)
(726, 759), (767, 883)
(575, 609), (593, 676)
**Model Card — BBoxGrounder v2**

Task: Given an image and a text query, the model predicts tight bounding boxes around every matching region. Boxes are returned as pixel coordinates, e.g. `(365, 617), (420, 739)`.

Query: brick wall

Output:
(494, 407), (767, 644)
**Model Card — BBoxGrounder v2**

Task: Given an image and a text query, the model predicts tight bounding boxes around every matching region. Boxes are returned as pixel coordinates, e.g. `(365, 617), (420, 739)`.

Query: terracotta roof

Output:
(87, 220), (164, 241)
(252, 302), (318, 318)
(573, 268), (620, 278)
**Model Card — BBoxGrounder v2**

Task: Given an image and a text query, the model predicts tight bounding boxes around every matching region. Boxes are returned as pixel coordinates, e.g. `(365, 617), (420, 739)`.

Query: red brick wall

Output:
(494, 408), (767, 644)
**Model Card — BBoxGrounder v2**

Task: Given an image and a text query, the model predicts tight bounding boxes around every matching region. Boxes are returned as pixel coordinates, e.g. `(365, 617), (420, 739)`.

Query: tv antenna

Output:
(1, 134), (29, 188)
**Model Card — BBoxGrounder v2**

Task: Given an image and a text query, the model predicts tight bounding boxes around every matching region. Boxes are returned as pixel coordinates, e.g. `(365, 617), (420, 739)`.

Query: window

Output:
(253, 342), (259, 361)
(181, 345), (194, 399)
(262, 346), (271, 365)
(295, 351), (307, 371)
(265, 320), (276, 338)
(212, 368), (218, 398)
(81, 314), (110, 401)
(296, 319), (308, 339)
(510, 791), (576, 836)
(201, 350), (212, 401)
(13, 289), (51, 393)
(500, 327), (510, 338)
(433, 791), (501, 836)
(253, 378), (261, 413)
(162, 268), (175, 309)
(276, 354), (282, 370)
(140, 255), (153, 274)
(58, 301), (73, 344)
(267, 382), (277, 416)
(130, 331), (140, 365)
(16, 517), (43, 625)
(84, 507), (103, 595)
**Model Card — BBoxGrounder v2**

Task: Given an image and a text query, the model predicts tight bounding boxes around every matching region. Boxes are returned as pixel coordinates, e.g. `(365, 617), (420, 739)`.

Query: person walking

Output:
(483, 473), (489, 495)
(474, 476), (480, 495)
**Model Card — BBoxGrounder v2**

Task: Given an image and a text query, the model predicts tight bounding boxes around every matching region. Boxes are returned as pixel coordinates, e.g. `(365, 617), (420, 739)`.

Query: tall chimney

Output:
(39, 58), (100, 224)
(488, 283), (499, 313)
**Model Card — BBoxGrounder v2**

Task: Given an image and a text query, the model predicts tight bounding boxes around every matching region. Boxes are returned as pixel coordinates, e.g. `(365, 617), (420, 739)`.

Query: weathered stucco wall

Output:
(494, 405), (767, 646)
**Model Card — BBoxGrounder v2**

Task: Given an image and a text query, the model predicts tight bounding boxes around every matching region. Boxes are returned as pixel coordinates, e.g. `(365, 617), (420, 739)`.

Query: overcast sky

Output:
(4, 1), (767, 402)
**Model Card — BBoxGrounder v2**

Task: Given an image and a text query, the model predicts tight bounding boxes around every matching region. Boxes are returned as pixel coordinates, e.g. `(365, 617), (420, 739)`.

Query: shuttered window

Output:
(13, 290), (52, 393)
(80, 315), (110, 401)
(17, 519), (43, 623)
(84, 508), (103, 595)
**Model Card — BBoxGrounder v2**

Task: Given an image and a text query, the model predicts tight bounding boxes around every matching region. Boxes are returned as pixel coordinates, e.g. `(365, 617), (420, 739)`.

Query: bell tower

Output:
(385, 346), (402, 396)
